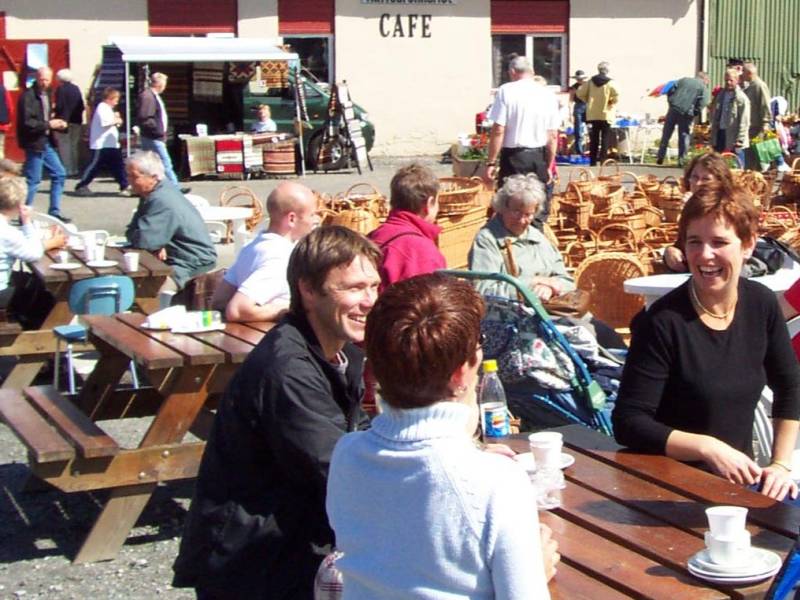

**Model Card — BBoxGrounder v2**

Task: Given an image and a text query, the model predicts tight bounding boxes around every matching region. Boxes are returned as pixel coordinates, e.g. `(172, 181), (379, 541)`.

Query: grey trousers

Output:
(54, 124), (82, 175)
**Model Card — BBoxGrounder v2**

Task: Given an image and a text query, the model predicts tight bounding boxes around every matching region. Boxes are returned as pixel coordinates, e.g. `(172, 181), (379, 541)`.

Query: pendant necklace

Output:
(689, 280), (735, 320)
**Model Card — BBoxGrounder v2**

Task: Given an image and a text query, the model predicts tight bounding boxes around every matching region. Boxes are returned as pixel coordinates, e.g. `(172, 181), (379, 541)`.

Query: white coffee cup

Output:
(706, 506), (748, 539)
(94, 244), (106, 262)
(57, 250), (69, 264)
(159, 290), (177, 310)
(528, 431), (563, 471)
(123, 251), (140, 272)
(704, 530), (751, 566)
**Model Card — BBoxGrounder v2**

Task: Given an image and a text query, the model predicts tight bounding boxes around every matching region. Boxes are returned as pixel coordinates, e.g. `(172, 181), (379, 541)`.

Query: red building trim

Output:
(491, 1), (568, 34)
(278, 0), (334, 35)
(148, 0), (237, 36)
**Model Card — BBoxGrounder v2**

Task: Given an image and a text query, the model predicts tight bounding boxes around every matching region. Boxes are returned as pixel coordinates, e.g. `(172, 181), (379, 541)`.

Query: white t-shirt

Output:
(89, 102), (120, 150)
(488, 78), (560, 149)
(223, 231), (294, 305)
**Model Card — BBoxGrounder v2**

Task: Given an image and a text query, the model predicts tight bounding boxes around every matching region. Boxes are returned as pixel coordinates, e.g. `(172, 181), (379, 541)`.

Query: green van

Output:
(243, 74), (375, 170)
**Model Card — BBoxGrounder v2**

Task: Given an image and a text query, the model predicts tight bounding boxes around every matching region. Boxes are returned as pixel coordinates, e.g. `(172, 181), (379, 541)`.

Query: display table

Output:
(180, 133), (297, 179)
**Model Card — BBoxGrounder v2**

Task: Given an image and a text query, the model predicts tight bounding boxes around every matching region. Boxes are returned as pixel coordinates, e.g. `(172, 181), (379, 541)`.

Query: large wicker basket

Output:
(559, 183), (593, 230)
(568, 168), (597, 197)
(436, 205), (488, 268)
(436, 177), (483, 217)
(780, 158), (800, 203)
(597, 159), (622, 185)
(574, 252), (647, 331)
(336, 183), (389, 219)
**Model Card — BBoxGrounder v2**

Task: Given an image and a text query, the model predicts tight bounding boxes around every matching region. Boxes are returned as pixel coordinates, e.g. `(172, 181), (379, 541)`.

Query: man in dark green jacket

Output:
(656, 71), (710, 166)
(125, 150), (216, 291)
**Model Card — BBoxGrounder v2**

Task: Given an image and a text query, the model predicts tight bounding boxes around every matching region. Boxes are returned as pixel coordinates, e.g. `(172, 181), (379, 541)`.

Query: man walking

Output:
(656, 71), (710, 167)
(17, 66), (70, 223)
(568, 69), (588, 156)
(173, 225), (381, 599)
(483, 56), (559, 225)
(136, 72), (180, 186)
(743, 61), (772, 169)
(74, 87), (129, 196)
(212, 181), (320, 322)
(577, 61), (619, 166)
(710, 68), (750, 167)
(53, 69), (85, 177)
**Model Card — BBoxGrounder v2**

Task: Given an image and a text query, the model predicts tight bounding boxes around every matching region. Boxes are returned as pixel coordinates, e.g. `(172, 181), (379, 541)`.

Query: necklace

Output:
(689, 280), (735, 319)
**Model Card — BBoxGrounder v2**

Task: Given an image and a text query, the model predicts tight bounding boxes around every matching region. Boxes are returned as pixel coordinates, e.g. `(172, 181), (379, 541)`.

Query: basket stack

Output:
(436, 177), (484, 217)
(780, 158), (800, 204)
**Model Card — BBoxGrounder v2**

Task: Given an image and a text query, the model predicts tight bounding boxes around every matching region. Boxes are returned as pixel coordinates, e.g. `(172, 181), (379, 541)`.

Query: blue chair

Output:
(53, 275), (139, 394)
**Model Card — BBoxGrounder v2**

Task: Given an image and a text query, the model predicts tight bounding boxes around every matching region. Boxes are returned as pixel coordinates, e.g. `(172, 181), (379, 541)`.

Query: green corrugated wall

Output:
(709, 0), (800, 109)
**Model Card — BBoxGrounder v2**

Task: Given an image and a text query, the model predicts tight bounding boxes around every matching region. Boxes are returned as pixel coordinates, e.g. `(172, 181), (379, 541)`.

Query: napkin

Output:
(143, 305), (186, 329)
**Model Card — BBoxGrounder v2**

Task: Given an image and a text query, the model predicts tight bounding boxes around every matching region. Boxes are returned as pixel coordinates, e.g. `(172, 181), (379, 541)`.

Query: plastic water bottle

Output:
(478, 359), (510, 440)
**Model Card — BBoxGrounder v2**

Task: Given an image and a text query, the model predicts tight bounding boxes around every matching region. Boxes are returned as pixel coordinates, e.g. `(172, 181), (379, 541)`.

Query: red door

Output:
(0, 39), (69, 162)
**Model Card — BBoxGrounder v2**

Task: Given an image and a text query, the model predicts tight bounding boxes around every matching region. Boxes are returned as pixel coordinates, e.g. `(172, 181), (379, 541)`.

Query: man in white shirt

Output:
(484, 56), (560, 226)
(212, 181), (320, 322)
(75, 87), (129, 196)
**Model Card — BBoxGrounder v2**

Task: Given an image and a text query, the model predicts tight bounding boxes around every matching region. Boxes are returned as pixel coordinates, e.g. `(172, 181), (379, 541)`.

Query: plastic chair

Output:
(53, 275), (139, 394)
(185, 194), (228, 244)
(32, 211), (79, 235)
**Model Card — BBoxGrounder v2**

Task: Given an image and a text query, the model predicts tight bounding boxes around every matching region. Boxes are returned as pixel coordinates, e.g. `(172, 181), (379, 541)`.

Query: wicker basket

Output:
(568, 168), (597, 197)
(591, 204), (647, 239)
(640, 205), (665, 228)
(574, 252), (647, 330)
(328, 200), (382, 234)
(336, 183), (389, 219)
(735, 170), (771, 208)
(597, 222), (638, 252)
(559, 183), (593, 230)
(590, 182), (625, 212)
(436, 205), (489, 268)
(621, 172), (651, 211)
(219, 185), (265, 241)
(641, 226), (675, 249)
(655, 175), (684, 209)
(637, 173), (661, 204)
(436, 177), (483, 217)
(597, 159), (622, 185)
(780, 158), (800, 203)
(760, 205), (799, 238)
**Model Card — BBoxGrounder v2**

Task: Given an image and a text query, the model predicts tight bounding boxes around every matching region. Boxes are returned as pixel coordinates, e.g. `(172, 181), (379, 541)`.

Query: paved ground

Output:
(0, 154), (685, 599)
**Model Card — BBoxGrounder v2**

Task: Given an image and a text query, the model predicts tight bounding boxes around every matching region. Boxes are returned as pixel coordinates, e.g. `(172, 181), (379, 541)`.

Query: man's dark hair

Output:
(389, 163), (439, 214)
(287, 225), (381, 315)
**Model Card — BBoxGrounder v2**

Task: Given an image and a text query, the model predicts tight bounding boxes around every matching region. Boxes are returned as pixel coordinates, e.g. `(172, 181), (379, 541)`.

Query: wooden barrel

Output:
(262, 141), (296, 175)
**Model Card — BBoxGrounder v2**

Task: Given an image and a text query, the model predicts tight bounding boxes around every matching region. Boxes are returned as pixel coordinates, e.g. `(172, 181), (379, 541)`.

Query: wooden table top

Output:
(82, 313), (274, 370)
(508, 425), (799, 600)
(31, 246), (172, 284)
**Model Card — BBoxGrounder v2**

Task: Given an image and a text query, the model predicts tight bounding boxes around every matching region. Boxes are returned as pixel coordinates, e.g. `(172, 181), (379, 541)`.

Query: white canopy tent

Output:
(106, 36), (299, 155)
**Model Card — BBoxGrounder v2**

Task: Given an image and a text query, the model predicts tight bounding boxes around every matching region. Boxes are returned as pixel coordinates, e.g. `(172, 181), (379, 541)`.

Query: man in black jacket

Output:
(136, 72), (179, 185)
(173, 226), (381, 600)
(53, 68), (85, 177)
(17, 66), (70, 222)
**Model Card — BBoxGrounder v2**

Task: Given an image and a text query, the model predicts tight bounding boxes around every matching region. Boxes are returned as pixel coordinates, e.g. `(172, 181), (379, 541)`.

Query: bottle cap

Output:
(482, 359), (498, 373)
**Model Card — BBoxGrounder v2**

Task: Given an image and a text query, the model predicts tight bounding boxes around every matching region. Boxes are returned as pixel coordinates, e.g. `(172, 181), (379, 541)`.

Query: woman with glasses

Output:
(326, 273), (556, 598)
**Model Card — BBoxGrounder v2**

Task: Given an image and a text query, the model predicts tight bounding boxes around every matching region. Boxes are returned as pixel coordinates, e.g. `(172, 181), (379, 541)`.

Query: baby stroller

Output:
(440, 269), (616, 436)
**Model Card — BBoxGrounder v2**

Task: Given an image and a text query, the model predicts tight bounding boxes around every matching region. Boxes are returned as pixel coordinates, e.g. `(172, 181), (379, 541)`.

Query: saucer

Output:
(687, 561), (780, 585)
(50, 262), (81, 270)
(688, 547), (781, 578)
(514, 452), (575, 471)
(86, 260), (118, 268)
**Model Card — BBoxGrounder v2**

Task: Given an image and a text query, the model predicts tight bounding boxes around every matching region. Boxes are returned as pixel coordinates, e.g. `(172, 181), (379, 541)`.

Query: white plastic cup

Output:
(704, 530), (751, 566)
(705, 506), (748, 539)
(57, 250), (69, 264)
(123, 251), (140, 272)
(159, 290), (177, 310)
(528, 431), (564, 471)
(94, 244), (105, 262)
(196, 124), (208, 136)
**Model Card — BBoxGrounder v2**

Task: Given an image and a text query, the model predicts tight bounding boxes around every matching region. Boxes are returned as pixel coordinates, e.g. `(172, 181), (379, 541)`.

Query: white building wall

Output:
(238, 0), (278, 38)
(335, 0), (493, 156)
(5, 1), (148, 104)
(569, 0), (700, 120)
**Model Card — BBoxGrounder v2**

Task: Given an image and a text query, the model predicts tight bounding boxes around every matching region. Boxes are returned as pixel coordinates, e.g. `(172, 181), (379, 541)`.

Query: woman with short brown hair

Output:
(614, 183), (800, 501)
(327, 273), (553, 599)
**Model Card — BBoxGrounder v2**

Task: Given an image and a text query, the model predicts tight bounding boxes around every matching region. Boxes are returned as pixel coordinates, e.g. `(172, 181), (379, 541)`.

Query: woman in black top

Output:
(613, 183), (800, 501)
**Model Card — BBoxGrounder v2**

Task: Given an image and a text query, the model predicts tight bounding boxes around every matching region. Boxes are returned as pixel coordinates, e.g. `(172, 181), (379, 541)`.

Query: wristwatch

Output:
(486, 160), (497, 167)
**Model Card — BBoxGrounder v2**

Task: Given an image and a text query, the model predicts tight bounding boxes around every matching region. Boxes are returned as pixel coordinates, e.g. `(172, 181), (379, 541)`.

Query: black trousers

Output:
(588, 120), (611, 166)
(498, 146), (552, 229)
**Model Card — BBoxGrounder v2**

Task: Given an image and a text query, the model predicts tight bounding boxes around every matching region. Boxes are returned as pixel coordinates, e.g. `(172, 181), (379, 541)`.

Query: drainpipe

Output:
(700, 0), (709, 74)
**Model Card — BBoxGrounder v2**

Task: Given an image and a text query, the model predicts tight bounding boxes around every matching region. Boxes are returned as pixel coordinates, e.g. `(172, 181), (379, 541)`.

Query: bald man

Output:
(212, 181), (320, 322)
(17, 66), (70, 222)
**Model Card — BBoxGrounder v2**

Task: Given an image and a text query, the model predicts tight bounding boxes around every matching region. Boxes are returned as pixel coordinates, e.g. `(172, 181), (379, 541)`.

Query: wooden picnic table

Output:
(508, 425), (800, 600)
(0, 312), (275, 563)
(0, 247), (172, 389)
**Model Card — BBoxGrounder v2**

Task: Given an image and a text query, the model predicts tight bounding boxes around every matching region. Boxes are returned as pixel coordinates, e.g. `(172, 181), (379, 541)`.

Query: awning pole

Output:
(125, 61), (131, 157)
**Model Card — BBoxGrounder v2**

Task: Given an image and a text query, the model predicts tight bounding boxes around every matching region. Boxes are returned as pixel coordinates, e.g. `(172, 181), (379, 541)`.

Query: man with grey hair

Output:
(656, 71), (710, 167)
(743, 61), (773, 169)
(53, 68), (84, 176)
(483, 55), (560, 228)
(17, 66), (70, 222)
(576, 61), (619, 165)
(125, 150), (216, 293)
(137, 72), (183, 188)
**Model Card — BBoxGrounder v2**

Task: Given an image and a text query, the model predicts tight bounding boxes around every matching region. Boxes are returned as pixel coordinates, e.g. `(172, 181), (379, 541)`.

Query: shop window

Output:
(282, 36), (332, 85)
(491, 34), (565, 88)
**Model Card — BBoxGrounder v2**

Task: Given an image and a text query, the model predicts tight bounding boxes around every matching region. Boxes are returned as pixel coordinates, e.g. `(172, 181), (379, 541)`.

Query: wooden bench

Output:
(0, 385), (119, 465)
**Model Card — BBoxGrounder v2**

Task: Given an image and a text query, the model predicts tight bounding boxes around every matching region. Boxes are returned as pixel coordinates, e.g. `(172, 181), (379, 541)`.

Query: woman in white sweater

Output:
(327, 273), (553, 599)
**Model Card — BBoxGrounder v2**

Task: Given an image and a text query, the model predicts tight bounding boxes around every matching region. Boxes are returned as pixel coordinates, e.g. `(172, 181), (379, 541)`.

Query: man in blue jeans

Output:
(16, 66), (70, 223)
(656, 71), (710, 167)
(136, 72), (185, 189)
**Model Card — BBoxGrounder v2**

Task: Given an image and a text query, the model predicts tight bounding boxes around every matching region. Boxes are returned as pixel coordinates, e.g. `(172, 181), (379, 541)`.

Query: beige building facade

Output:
(3, 0), (701, 156)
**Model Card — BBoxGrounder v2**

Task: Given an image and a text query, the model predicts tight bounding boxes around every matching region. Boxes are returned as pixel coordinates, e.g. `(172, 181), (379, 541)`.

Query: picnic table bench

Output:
(508, 426), (800, 599)
(0, 247), (172, 390)
(0, 313), (275, 563)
